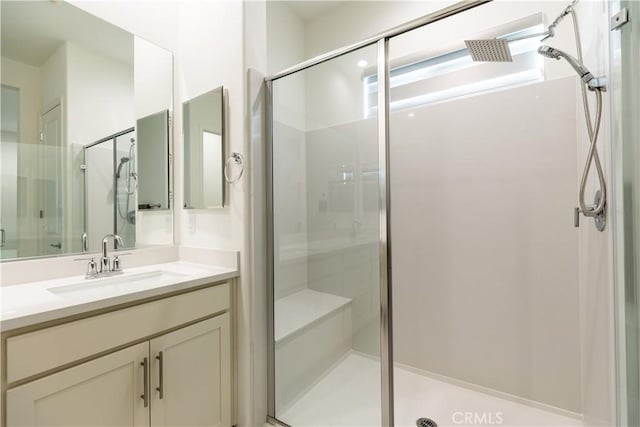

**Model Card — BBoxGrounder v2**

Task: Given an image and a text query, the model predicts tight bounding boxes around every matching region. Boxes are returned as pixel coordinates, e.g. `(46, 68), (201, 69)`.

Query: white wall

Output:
(66, 42), (134, 145)
(134, 37), (173, 120)
(40, 45), (66, 112)
(390, 77), (581, 412)
(574, 1), (617, 424)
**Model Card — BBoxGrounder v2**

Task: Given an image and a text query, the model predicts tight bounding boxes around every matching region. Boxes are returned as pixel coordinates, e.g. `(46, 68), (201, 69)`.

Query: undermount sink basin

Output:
(48, 270), (189, 299)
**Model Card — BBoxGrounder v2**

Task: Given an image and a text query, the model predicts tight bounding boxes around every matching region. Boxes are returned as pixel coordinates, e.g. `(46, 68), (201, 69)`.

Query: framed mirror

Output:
(0, 1), (173, 259)
(183, 87), (225, 209)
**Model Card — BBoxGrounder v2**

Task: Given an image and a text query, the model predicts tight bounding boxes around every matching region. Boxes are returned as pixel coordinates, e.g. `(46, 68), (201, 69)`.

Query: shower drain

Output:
(416, 418), (438, 427)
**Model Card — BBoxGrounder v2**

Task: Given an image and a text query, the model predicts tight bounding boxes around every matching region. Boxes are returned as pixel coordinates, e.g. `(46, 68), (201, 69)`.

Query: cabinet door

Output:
(150, 314), (231, 427)
(6, 342), (150, 426)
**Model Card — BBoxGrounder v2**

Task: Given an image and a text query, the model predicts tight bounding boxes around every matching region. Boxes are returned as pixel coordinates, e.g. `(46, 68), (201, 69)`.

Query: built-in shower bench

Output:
(274, 289), (352, 412)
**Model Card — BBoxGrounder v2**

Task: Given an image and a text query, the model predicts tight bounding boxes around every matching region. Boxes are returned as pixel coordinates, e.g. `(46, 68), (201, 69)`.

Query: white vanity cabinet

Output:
(2, 282), (233, 427)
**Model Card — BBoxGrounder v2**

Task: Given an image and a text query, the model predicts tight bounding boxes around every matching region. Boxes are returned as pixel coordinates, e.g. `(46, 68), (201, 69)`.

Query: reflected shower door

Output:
(84, 129), (136, 252)
(115, 131), (136, 248)
(41, 104), (64, 255)
(270, 44), (383, 425)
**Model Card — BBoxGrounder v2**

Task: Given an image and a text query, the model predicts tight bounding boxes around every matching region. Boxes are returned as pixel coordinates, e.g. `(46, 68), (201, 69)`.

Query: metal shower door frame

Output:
(264, 2), (491, 426)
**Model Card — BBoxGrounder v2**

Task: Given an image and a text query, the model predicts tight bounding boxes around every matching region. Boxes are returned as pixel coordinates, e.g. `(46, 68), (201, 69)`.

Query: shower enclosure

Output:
(266, 0), (624, 426)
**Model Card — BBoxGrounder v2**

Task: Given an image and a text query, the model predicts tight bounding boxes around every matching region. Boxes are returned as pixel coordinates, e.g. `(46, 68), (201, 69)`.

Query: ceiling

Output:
(284, 1), (346, 22)
(1, 1), (133, 67)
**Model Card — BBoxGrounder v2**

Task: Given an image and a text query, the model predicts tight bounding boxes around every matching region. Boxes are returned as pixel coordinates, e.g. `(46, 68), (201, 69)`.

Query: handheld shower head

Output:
(536, 45), (561, 59)
(116, 157), (130, 179)
(537, 45), (595, 84)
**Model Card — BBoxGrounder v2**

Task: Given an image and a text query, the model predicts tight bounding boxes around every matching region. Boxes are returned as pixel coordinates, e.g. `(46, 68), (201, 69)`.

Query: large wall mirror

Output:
(0, 1), (173, 259)
(183, 87), (225, 209)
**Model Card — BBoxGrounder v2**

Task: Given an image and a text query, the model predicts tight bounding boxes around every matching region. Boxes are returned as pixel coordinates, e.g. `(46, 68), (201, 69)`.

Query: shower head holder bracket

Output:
(587, 77), (607, 92)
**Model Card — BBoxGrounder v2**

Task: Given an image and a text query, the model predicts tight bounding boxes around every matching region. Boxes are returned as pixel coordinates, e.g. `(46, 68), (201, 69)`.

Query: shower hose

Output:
(570, 7), (606, 218)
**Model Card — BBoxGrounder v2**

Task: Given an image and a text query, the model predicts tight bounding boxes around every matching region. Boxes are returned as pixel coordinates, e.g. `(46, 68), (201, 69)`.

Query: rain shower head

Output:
(537, 45), (595, 84)
(464, 39), (513, 62)
(464, 26), (553, 62)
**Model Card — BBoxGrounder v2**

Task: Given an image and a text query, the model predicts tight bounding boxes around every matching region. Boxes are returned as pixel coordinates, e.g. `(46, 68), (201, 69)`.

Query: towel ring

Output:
(224, 152), (244, 183)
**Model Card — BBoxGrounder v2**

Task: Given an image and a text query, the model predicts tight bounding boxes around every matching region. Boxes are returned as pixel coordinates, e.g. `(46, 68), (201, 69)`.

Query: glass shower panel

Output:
(1, 85), (20, 259)
(389, 7), (583, 426)
(271, 45), (381, 425)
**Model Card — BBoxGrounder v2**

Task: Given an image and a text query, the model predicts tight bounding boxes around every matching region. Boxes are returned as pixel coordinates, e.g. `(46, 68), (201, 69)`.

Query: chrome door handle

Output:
(50, 242), (62, 249)
(155, 351), (164, 399)
(140, 357), (149, 408)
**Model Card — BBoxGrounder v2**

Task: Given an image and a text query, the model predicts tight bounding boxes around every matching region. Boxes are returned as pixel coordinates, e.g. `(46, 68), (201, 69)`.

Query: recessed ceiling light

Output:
(408, 113), (415, 118)
(357, 60), (368, 68)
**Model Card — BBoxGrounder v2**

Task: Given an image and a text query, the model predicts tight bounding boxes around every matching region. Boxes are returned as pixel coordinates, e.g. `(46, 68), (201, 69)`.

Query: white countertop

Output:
(1, 261), (238, 332)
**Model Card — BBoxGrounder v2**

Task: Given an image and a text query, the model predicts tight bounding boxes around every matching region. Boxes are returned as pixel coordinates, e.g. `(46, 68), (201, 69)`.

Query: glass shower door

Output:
(388, 5), (585, 426)
(270, 44), (383, 426)
(619, 0), (640, 423)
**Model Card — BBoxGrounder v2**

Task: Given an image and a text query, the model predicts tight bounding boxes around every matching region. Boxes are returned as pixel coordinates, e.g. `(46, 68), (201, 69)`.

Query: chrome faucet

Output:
(99, 234), (124, 274)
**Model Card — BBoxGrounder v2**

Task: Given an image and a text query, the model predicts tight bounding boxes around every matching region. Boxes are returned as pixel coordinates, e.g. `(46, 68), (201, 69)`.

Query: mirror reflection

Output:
(183, 87), (225, 209)
(0, 1), (173, 260)
(137, 110), (170, 211)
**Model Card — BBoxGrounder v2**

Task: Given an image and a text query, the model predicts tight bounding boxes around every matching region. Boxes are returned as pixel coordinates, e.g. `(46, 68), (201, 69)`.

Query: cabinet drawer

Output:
(6, 283), (229, 384)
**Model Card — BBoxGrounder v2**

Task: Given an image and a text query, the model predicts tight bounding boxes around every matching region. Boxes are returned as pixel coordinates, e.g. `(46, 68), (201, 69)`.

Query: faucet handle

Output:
(112, 256), (122, 272)
(86, 258), (98, 276)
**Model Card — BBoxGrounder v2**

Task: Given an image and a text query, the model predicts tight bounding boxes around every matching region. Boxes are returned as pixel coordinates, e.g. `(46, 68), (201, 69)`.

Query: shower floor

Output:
(279, 353), (583, 427)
